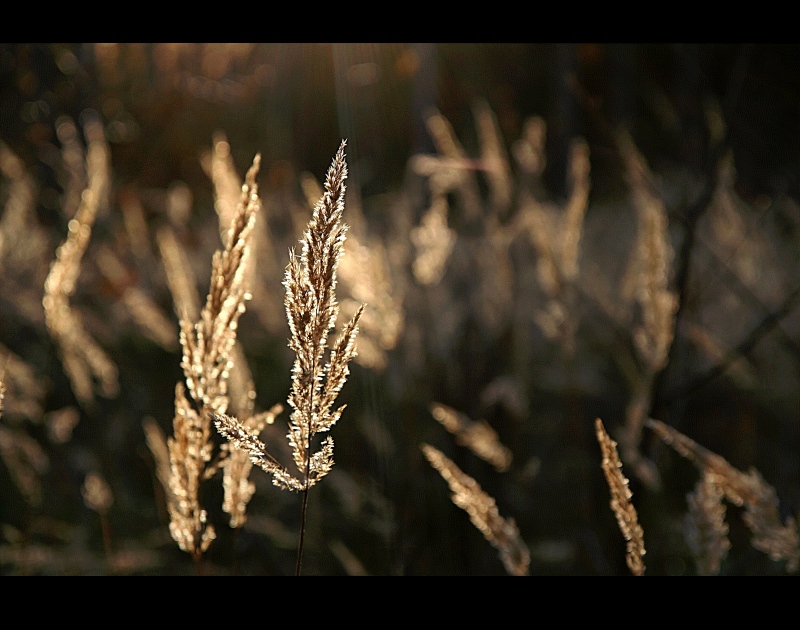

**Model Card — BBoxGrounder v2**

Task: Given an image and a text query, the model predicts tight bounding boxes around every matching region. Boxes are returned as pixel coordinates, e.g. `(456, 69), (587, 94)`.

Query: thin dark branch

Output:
(664, 286), (800, 401)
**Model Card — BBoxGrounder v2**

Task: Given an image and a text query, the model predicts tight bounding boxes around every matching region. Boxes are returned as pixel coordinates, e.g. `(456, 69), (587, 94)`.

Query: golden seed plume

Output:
(214, 140), (363, 493)
(167, 383), (216, 557)
(167, 151), (261, 558)
(281, 140), (363, 490)
(307, 177), (403, 372)
(203, 130), (283, 333)
(179, 154), (261, 416)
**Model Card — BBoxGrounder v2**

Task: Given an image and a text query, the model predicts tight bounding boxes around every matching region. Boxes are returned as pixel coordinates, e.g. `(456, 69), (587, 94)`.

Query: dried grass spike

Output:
(179, 153), (260, 416)
(422, 443), (529, 576)
(167, 150), (261, 561)
(615, 131), (677, 489)
(167, 383), (216, 558)
(281, 140), (364, 490)
(617, 131), (677, 373)
(212, 411), (301, 491)
(595, 418), (646, 576)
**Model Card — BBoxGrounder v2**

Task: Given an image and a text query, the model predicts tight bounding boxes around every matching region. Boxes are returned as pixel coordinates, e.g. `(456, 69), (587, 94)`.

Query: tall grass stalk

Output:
(213, 141), (364, 575)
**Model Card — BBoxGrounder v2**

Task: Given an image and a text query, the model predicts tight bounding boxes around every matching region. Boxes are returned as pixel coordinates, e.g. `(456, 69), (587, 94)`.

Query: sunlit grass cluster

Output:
(1, 74), (799, 575)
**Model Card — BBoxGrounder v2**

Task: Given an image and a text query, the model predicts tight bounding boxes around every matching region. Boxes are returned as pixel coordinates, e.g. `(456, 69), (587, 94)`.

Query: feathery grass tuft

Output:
(616, 131), (679, 490)
(212, 140), (363, 574)
(166, 152), (261, 563)
(215, 141), (363, 492)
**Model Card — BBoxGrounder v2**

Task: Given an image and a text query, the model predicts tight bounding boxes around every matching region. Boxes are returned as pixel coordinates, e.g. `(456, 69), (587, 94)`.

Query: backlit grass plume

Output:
(215, 141), (362, 492)
(166, 153), (261, 564)
(430, 403), (512, 473)
(616, 131), (678, 490)
(213, 141), (363, 574)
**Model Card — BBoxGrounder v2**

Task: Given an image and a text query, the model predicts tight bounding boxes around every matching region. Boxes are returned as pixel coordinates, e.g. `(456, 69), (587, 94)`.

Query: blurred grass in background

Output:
(1, 43), (798, 575)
